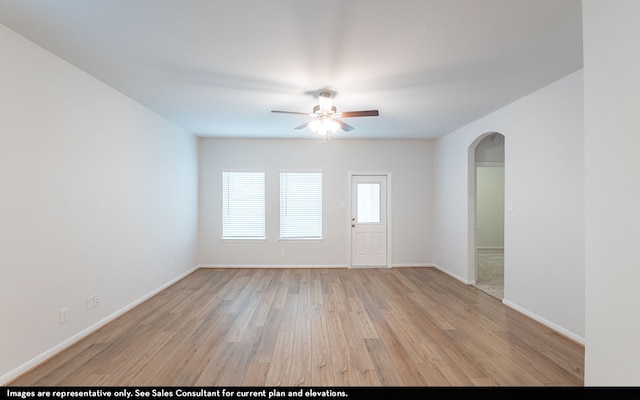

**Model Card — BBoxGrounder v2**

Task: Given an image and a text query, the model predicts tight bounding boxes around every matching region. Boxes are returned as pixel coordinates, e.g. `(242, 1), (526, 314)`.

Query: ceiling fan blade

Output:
(294, 121), (311, 130)
(271, 110), (311, 115)
(339, 110), (379, 118)
(335, 119), (355, 132)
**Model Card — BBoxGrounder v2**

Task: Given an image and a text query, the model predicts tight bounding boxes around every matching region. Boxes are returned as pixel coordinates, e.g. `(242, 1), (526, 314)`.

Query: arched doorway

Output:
(468, 132), (505, 299)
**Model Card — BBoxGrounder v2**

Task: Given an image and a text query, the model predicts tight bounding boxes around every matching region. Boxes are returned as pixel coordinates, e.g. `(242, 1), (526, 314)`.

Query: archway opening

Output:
(468, 132), (505, 299)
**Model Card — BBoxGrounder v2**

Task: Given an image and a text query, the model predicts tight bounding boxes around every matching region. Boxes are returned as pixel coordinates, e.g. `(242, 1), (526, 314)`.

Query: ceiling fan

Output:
(271, 91), (379, 142)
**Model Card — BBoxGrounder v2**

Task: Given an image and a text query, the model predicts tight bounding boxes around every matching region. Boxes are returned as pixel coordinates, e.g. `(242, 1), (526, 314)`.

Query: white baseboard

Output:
(431, 264), (584, 345)
(198, 264), (347, 269)
(432, 263), (475, 285)
(502, 299), (585, 345)
(201, 264), (435, 269)
(0, 266), (198, 386)
(391, 263), (435, 268)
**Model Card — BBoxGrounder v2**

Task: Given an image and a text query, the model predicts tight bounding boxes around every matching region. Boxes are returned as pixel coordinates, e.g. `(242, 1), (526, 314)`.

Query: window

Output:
(356, 182), (381, 223)
(280, 172), (322, 240)
(222, 171), (265, 239)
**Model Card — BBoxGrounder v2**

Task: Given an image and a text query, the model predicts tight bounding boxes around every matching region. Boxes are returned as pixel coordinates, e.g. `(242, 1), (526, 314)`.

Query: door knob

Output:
(352, 224), (355, 228)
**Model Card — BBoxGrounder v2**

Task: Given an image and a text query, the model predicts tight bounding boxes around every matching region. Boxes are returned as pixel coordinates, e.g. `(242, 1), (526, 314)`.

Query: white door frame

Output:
(348, 172), (392, 268)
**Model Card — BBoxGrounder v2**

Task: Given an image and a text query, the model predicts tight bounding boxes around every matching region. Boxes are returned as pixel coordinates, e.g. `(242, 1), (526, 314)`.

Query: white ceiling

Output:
(0, 0), (583, 139)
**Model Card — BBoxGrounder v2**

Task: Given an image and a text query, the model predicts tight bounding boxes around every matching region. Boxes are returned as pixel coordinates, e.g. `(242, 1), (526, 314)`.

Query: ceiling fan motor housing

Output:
(313, 104), (337, 115)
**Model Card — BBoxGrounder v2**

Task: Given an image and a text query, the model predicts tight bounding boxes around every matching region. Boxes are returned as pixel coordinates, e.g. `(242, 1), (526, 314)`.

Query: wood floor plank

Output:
(481, 355), (544, 386)
(8, 267), (584, 387)
(310, 354), (333, 386)
(325, 324), (358, 386)
(337, 311), (380, 386)
(249, 289), (277, 327)
(180, 314), (234, 376)
(363, 338), (404, 385)
(25, 342), (110, 386)
(424, 333), (489, 382)
(310, 305), (330, 356)
(150, 344), (199, 385)
(250, 308), (283, 364)
(348, 307), (379, 339)
(112, 331), (176, 386)
(279, 293), (299, 333)
(224, 294), (261, 342)
(288, 318), (312, 386)
(242, 362), (269, 386)
(264, 331), (294, 386)
(420, 342), (475, 386)
(194, 342), (238, 386)
(370, 318), (429, 386)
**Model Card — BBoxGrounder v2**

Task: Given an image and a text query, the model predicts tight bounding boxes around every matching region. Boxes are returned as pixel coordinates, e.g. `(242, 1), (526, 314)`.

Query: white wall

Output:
(198, 138), (433, 268)
(433, 70), (585, 341)
(0, 24), (198, 382)
(583, 0), (640, 385)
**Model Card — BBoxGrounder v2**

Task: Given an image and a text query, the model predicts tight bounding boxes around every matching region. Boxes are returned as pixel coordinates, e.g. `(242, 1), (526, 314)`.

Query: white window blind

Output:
(280, 172), (323, 239)
(222, 171), (265, 239)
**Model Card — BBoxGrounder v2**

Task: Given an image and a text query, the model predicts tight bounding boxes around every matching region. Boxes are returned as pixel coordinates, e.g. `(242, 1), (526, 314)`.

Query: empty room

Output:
(1, 0), (639, 389)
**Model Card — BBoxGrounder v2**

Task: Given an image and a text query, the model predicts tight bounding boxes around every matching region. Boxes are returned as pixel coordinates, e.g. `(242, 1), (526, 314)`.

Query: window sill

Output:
(220, 238), (267, 243)
(278, 238), (324, 244)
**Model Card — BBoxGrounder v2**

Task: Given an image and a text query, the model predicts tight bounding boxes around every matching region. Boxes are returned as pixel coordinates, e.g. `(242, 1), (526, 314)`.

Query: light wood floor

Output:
(9, 267), (584, 386)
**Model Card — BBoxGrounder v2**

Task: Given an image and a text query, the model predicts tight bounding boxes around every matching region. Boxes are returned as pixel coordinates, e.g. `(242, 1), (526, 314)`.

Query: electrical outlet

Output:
(59, 308), (69, 324)
(86, 296), (94, 310)
(94, 294), (101, 307)
(280, 249), (286, 257)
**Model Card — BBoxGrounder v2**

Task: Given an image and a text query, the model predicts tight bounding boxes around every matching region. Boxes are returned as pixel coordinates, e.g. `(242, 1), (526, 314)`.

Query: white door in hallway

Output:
(351, 175), (388, 267)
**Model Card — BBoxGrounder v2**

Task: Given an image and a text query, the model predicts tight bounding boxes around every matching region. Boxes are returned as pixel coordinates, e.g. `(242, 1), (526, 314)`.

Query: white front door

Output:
(351, 175), (388, 267)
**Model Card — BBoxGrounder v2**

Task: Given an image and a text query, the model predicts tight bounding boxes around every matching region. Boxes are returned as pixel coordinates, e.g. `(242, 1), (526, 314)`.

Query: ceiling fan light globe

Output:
(309, 119), (321, 132)
(326, 118), (340, 133)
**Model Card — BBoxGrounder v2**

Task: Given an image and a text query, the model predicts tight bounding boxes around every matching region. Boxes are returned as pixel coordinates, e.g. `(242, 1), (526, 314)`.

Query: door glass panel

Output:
(357, 183), (380, 223)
